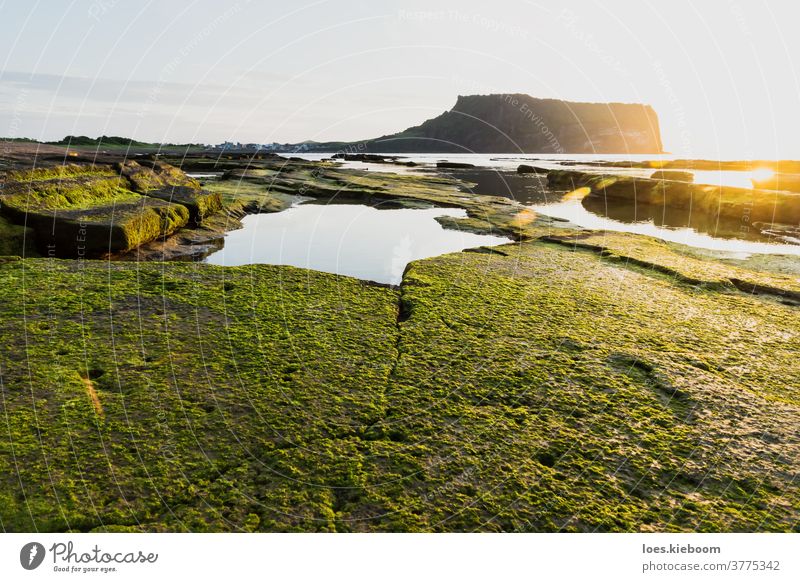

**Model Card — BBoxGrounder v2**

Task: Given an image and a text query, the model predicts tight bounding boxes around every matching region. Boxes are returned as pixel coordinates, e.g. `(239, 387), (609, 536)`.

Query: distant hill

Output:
(302, 94), (663, 154)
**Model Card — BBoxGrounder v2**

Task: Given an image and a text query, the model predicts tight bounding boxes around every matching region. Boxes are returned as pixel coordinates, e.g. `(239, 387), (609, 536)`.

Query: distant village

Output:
(210, 141), (319, 153)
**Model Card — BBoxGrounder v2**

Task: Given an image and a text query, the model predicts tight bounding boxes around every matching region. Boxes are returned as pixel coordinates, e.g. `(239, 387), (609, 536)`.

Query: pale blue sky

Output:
(1, 0), (799, 157)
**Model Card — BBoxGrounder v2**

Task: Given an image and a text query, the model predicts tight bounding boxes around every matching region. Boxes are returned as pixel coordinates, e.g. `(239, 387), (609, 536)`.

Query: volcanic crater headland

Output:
(298, 94), (663, 154)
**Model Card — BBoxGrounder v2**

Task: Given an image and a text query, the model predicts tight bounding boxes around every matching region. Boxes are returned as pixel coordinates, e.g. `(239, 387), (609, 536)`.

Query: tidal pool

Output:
(204, 203), (510, 284)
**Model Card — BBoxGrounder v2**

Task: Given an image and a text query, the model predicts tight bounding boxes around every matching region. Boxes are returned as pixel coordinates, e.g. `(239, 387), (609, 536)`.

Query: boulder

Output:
(116, 159), (199, 192)
(436, 162), (475, 169)
(116, 160), (221, 223)
(0, 165), (189, 257)
(650, 170), (694, 182)
(517, 164), (548, 174)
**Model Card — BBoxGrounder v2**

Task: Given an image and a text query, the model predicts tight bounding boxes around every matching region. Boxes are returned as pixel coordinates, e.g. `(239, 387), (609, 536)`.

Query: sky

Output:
(1, 0), (799, 158)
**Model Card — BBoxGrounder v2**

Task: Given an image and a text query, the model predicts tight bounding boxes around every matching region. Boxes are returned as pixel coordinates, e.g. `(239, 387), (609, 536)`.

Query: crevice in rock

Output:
(463, 245), (510, 256)
(729, 278), (800, 303)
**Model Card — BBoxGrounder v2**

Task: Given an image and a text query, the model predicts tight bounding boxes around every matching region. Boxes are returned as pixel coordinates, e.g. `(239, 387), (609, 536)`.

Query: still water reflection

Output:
(205, 203), (510, 284)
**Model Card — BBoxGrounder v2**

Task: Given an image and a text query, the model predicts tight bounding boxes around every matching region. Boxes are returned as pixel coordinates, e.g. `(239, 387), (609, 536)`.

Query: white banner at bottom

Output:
(0, 533), (796, 581)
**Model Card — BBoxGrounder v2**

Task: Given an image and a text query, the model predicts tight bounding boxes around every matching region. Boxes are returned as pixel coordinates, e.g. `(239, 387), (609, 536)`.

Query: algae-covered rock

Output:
(1, 236), (798, 532)
(751, 172), (800, 193)
(517, 164), (548, 174)
(0, 164), (189, 256)
(548, 168), (800, 224)
(141, 185), (222, 225)
(650, 170), (694, 182)
(116, 159), (200, 192)
(116, 160), (222, 224)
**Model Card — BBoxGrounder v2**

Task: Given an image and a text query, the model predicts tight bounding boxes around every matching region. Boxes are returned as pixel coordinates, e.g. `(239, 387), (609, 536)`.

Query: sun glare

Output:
(751, 168), (775, 183)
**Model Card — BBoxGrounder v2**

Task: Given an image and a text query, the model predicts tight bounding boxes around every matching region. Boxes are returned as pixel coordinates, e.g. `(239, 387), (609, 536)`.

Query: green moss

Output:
(203, 178), (295, 213)
(388, 241), (800, 531)
(541, 231), (800, 302)
(6, 164), (115, 182)
(117, 160), (200, 193)
(2, 175), (139, 214)
(0, 259), (399, 532)
(1, 156), (798, 533)
(115, 160), (221, 224)
(0, 235), (798, 532)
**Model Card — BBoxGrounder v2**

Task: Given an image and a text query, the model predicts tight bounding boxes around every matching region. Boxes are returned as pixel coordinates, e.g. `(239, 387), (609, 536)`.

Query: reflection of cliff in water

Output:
(580, 195), (773, 244)
(446, 169), (553, 205)
(447, 167), (798, 247)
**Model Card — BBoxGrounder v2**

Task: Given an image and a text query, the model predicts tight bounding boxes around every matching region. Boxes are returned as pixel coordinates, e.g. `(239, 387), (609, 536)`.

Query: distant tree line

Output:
(44, 135), (206, 148)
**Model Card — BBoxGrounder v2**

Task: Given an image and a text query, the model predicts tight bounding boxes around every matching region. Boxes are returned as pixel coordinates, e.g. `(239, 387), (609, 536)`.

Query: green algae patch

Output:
(6, 164), (116, 182)
(1, 171), (139, 215)
(141, 185), (222, 225)
(387, 241), (800, 531)
(1, 236), (798, 532)
(0, 259), (399, 532)
(116, 159), (201, 193)
(202, 177), (295, 214)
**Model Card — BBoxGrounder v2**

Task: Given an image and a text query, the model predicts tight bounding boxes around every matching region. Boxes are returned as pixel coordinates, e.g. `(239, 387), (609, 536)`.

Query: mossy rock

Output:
(139, 185), (222, 225)
(650, 170), (694, 182)
(0, 166), (189, 256)
(116, 160), (200, 193)
(23, 197), (189, 256)
(1, 169), (138, 215)
(548, 169), (800, 224)
(116, 160), (220, 224)
(6, 164), (116, 182)
(0, 239), (798, 532)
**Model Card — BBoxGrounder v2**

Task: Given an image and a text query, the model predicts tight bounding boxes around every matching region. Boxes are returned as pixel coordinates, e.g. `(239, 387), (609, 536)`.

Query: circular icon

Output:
(20, 542), (46, 570)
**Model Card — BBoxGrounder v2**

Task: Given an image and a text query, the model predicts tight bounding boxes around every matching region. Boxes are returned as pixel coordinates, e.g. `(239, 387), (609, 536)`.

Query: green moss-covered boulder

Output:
(0, 164), (189, 256)
(116, 159), (200, 192)
(117, 160), (222, 224)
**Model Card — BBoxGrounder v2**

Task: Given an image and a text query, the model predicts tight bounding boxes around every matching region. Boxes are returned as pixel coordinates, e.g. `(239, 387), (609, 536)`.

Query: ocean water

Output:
(292, 152), (768, 189)
(289, 152), (800, 255)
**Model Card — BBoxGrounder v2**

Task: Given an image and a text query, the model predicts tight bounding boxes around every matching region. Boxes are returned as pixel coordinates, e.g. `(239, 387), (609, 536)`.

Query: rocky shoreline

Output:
(1, 143), (799, 532)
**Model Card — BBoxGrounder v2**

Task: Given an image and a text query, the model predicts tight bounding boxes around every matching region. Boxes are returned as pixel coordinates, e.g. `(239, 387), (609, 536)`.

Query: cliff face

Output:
(367, 94), (663, 154)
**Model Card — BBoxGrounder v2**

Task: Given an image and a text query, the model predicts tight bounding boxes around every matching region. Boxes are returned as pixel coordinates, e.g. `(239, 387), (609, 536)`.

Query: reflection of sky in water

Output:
(205, 204), (509, 285)
(292, 153), (781, 190)
(533, 199), (800, 257)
